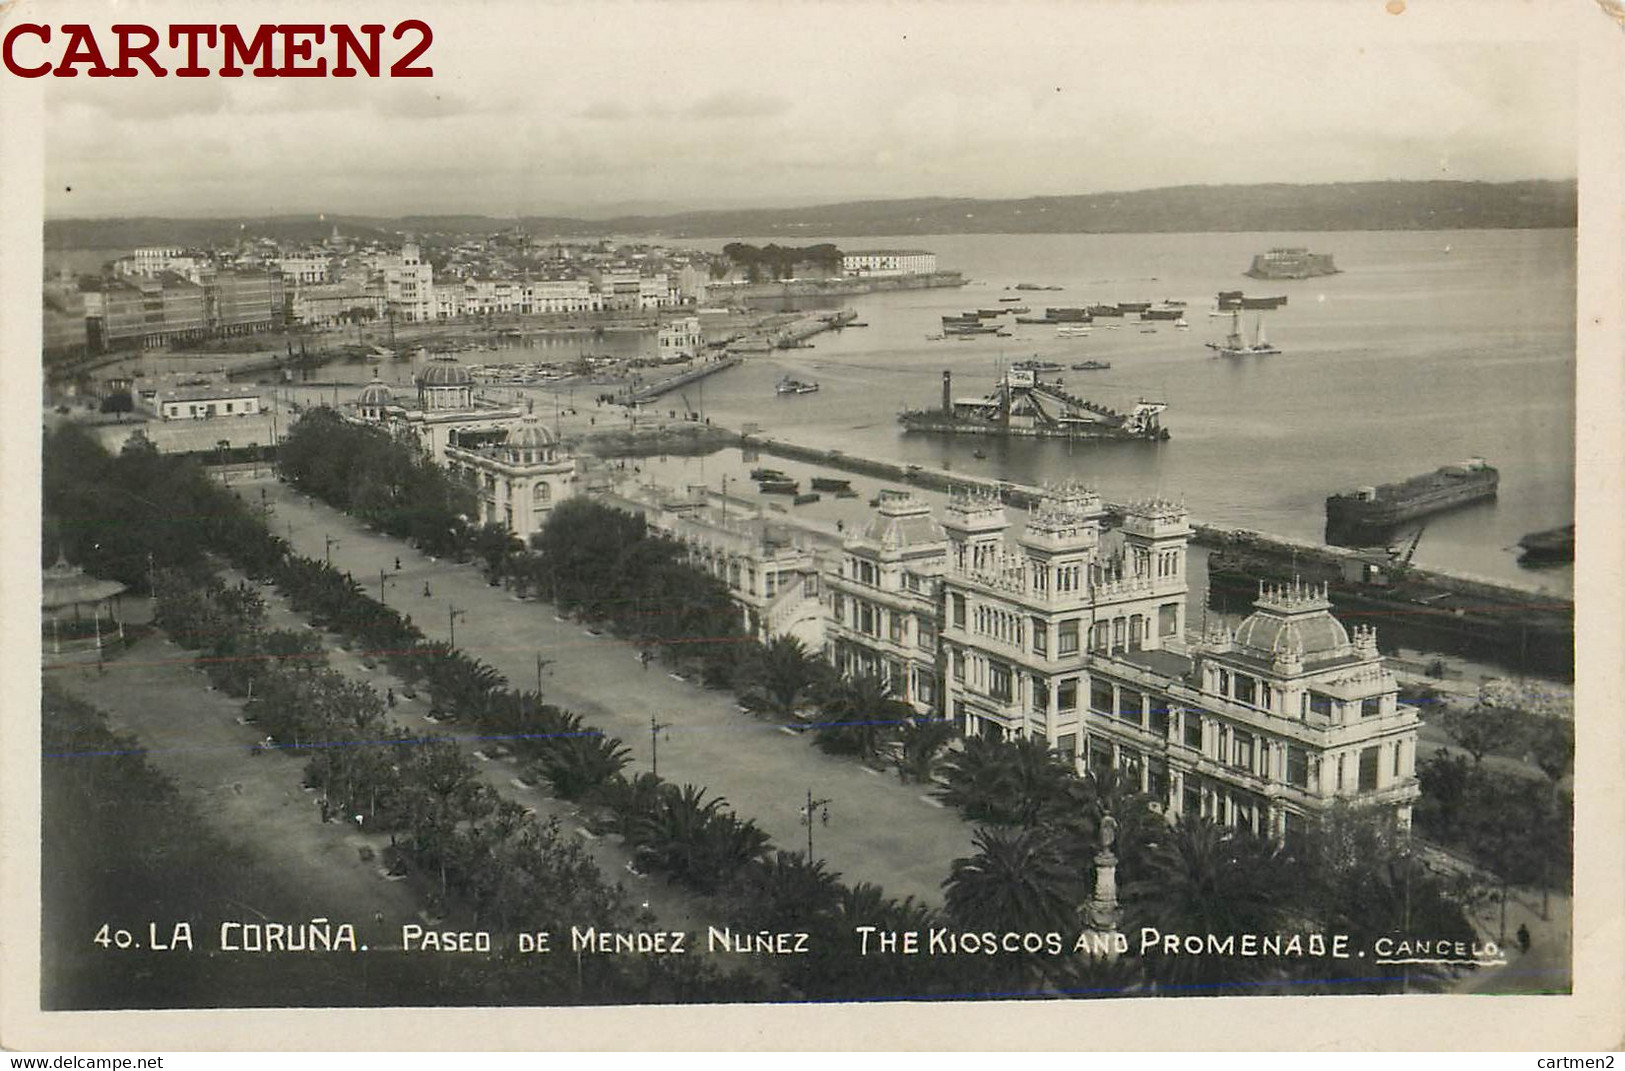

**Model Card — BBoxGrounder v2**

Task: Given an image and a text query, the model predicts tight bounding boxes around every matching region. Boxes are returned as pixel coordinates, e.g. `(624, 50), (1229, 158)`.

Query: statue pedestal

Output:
(1084, 847), (1121, 932)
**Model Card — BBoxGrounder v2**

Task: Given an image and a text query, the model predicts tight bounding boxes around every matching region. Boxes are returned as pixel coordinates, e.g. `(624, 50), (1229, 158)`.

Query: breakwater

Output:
(625, 356), (742, 404)
(716, 271), (967, 310)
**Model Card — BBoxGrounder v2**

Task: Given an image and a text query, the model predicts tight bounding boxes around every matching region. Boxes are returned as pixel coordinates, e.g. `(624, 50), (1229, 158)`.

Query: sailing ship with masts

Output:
(1205, 309), (1280, 357)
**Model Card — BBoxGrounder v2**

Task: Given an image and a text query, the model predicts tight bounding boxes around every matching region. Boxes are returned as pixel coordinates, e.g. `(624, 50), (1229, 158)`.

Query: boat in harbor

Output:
(1014, 283), (1064, 291)
(1206, 310), (1280, 357)
(1012, 358), (1064, 373)
(776, 377), (820, 395)
(1325, 458), (1499, 543)
(998, 296), (1023, 302)
(899, 367), (1169, 442)
(750, 467), (787, 481)
(759, 478), (800, 495)
(1071, 360), (1112, 371)
(810, 476), (853, 493)
(1517, 523), (1574, 564)
(1056, 324), (1092, 337)
(793, 492), (821, 505)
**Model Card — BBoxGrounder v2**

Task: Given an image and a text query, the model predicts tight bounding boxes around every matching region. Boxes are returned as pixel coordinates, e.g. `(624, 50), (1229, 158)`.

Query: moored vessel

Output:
(1517, 524), (1574, 564)
(1325, 458), (1499, 542)
(776, 376), (820, 395)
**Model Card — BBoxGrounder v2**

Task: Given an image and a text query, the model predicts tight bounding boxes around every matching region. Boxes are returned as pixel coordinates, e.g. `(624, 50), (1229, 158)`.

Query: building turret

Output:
(943, 490), (1008, 574)
(1118, 496), (1191, 586)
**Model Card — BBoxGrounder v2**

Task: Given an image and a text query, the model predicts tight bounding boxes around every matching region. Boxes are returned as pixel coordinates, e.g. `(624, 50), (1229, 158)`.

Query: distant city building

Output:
(657, 316), (704, 362)
(444, 415), (578, 540)
(841, 249), (937, 277)
(84, 273), (207, 350)
(527, 279), (601, 314)
(206, 269), (285, 335)
(43, 280), (89, 361)
(382, 242), (435, 322)
(117, 247), (205, 283)
(289, 279), (387, 326)
(278, 253), (334, 286)
(823, 490), (947, 714)
(596, 270), (673, 311)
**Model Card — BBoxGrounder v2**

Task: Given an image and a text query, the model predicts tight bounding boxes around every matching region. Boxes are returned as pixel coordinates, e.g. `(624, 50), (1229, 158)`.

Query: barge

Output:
(1246, 248), (1340, 279)
(1325, 458), (1498, 543)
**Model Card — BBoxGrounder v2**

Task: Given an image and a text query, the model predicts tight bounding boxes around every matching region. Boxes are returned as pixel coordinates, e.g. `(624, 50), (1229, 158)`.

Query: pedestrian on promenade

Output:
(387, 687), (396, 708)
(1517, 924), (1531, 953)
(423, 582), (432, 598)
(640, 650), (652, 671)
(395, 557), (401, 571)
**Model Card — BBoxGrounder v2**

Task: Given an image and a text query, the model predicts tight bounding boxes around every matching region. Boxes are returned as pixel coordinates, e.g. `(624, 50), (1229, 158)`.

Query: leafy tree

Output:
(945, 826), (1083, 934)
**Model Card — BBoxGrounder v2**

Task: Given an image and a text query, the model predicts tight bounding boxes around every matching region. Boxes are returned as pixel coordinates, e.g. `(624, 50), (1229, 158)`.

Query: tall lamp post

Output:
(800, 788), (833, 862)
(650, 715), (672, 777)
(448, 605), (466, 648)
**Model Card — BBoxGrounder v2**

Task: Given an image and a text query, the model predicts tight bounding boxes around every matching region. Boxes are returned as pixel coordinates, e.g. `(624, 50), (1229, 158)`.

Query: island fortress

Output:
(830, 487), (1420, 840)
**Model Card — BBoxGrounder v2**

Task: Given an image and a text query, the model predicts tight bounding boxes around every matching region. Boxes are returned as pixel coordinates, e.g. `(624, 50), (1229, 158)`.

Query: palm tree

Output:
(945, 825), (1085, 934)
(813, 672), (912, 763)
(1123, 816), (1294, 995)
(894, 715), (957, 783)
(726, 851), (844, 931)
(744, 636), (821, 717)
(534, 732), (632, 800)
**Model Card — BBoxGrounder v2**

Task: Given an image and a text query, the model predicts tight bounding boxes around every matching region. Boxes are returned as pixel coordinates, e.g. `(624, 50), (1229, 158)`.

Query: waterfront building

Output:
(289, 279), (388, 326)
(148, 383), (263, 421)
(443, 415), (578, 540)
(596, 270), (673, 311)
(206, 269), (285, 335)
(84, 273), (208, 350)
(841, 249), (938, 277)
(382, 242), (435, 322)
(628, 485), (824, 649)
(920, 486), (1419, 837)
(657, 316), (704, 362)
(527, 279), (601, 314)
(345, 357), (525, 465)
(823, 490), (947, 715)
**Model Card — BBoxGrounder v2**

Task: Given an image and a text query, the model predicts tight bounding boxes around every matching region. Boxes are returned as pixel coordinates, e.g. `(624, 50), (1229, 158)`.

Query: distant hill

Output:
(44, 180), (1575, 248)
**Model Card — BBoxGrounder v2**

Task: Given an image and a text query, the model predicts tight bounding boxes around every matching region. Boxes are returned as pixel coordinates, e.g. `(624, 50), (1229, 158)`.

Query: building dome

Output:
(1232, 581), (1351, 664)
(416, 357), (472, 388)
(356, 379), (393, 407)
(506, 417), (556, 451)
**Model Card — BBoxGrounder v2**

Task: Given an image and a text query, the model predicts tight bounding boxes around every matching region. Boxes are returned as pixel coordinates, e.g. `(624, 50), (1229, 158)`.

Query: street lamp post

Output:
(325, 534), (340, 566)
(800, 788), (833, 862)
(650, 715), (672, 778)
(379, 568), (391, 605)
(449, 605), (466, 648)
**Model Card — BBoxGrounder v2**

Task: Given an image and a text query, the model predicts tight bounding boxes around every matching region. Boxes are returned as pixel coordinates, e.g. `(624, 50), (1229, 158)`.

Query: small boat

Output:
(776, 376), (819, 395)
(972, 449), (987, 460)
(1174, 318), (1190, 330)
(750, 467), (787, 481)
(793, 492), (822, 506)
(998, 296), (1023, 302)
(847, 321), (869, 327)
(810, 476), (852, 492)
(1056, 324), (1092, 337)
(1071, 360), (1112, 371)
(1013, 359), (1064, 373)
(1139, 328), (1158, 334)
(759, 479), (800, 495)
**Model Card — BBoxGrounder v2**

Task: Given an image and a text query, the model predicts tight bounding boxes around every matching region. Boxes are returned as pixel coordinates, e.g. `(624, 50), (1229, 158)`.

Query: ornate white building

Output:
(909, 485), (1418, 839)
(444, 416), (578, 540)
(824, 491), (947, 714)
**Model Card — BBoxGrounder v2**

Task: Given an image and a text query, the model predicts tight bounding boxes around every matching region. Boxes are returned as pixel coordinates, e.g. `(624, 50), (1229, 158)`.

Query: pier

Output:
(624, 355), (743, 405)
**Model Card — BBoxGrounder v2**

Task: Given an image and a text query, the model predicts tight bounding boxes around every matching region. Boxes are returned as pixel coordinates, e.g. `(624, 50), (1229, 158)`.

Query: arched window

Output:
(534, 482), (551, 503)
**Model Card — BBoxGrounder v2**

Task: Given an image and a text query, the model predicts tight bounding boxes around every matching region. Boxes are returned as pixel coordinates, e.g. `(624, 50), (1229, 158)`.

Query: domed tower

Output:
(503, 415), (557, 465)
(415, 356), (473, 411)
(355, 378), (393, 423)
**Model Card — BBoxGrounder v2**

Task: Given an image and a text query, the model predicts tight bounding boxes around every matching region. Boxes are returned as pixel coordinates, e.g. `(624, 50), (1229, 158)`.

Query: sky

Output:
(27, 0), (1582, 219)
